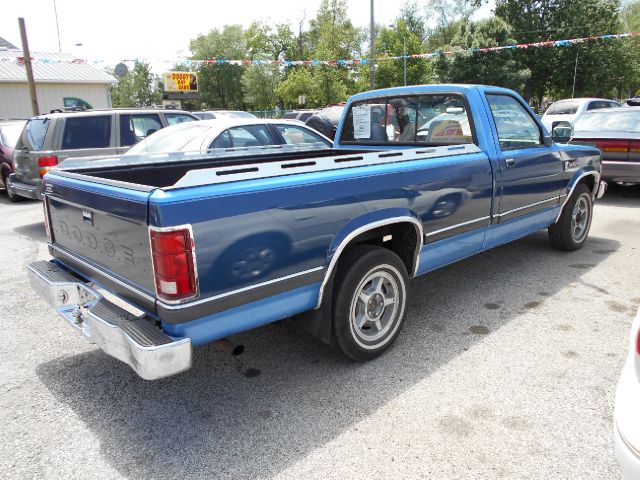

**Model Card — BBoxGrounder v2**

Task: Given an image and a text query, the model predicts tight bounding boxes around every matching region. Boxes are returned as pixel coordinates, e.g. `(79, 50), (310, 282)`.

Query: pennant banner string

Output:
(2, 32), (638, 68)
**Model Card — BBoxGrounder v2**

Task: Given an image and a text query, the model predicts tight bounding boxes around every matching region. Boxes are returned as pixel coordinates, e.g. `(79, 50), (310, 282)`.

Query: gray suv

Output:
(8, 108), (198, 200)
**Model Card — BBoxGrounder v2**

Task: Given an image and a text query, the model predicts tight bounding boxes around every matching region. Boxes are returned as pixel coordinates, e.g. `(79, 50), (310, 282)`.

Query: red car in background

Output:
(0, 119), (27, 202)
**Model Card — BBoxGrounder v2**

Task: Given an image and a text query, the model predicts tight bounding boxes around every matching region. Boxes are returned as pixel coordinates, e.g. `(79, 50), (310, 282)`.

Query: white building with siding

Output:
(0, 41), (116, 119)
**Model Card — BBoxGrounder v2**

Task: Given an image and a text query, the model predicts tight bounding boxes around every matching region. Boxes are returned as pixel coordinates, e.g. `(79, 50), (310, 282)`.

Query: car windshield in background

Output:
(545, 101), (580, 115)
(165, 113), (197, 126)
(226, 111), (256, 118)
(317, 106), (344, 124)
(574, 110), (640, 133)
(0, 123), (25, 148)
(126, 124), (211, 154)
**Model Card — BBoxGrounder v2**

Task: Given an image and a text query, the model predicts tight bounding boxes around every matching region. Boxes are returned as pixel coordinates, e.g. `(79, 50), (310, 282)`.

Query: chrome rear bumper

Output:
(27, 260), (191, 380)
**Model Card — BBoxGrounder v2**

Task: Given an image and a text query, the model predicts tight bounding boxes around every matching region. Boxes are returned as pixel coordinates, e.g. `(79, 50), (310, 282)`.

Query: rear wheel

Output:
(1, 171), (22, 203)
(332, 245), (409, 361)
(548, 183), (593, 251)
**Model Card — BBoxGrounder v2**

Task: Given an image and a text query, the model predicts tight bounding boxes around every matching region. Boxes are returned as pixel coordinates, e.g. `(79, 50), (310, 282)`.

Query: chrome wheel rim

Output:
(571, 194), (590, 242)
(349, 268), (401, 345)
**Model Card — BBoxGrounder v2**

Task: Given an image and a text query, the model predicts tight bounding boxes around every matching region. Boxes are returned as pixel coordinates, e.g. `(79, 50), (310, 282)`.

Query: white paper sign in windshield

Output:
(353, 105), (371, 139)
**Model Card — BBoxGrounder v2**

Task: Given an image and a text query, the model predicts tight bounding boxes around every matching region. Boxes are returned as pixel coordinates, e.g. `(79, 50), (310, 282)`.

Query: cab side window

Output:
(486, 94), (541, 150)
(339, 94), (474, 146)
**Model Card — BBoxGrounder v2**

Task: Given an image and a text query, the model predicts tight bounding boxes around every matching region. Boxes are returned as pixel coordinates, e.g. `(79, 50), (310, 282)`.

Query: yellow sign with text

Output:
(163, 71), (198, 92)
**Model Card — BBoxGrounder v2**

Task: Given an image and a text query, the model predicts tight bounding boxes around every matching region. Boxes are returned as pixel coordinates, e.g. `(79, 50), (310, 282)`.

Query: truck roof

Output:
(347, 84), (515, 103)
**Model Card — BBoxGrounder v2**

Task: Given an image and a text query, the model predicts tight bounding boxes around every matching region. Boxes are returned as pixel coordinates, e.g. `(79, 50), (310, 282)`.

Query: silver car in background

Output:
(125, 118), (333, 155)
(8, 108), (198, 200)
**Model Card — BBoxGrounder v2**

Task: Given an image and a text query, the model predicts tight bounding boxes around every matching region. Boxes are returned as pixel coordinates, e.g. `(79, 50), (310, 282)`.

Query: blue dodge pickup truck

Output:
(28, 85), (606, 379)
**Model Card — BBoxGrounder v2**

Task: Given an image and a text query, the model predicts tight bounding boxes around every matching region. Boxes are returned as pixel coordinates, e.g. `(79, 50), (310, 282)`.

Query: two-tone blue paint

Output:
(43, 84), (603, 347)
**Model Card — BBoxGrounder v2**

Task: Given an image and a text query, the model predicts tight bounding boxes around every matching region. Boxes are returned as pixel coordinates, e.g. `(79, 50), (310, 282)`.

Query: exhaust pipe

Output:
(213, 338), (244, 356)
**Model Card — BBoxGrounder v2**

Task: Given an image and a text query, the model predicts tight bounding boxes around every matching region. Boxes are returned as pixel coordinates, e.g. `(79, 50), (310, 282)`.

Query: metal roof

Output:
(0, 37), (18, 49)
(0, 50), (116, 84)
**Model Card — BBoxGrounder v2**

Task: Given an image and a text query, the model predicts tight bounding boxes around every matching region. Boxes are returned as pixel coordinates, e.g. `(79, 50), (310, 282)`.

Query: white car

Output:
(192, 110), (257, 120)
(125, 118), (332, 155)
(614, 307), (640, 479)
(541, 98), (620, 131)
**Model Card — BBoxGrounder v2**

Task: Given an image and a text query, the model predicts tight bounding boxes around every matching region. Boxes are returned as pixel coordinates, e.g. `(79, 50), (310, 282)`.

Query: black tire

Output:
(332, 245), (409, 361)
(1, 171), (22, 203)
(548, 183), (593, 251)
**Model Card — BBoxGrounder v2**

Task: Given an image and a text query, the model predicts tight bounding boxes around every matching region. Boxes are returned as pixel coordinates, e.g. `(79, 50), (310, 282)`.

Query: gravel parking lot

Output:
(1, 185), (639, 479)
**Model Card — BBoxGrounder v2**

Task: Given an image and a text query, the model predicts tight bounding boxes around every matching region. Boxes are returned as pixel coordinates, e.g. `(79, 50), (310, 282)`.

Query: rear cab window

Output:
(61, 116), (111, 149)
(339, 94), (475, 146)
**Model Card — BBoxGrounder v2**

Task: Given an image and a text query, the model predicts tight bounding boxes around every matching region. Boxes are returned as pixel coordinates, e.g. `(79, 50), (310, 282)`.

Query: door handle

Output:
(505, 158), (515, 166)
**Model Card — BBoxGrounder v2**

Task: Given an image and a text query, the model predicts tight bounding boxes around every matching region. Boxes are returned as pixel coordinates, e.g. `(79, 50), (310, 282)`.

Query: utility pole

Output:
(53, 0), (62, 52)
(18, 18), (39, 116)
(369, 0), (375, 89)
(403, 35), (407, 86)
(571, 52), (579, 99)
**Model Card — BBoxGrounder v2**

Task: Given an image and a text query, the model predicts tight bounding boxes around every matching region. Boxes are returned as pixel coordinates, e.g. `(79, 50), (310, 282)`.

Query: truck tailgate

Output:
(44, 173), (156, 310)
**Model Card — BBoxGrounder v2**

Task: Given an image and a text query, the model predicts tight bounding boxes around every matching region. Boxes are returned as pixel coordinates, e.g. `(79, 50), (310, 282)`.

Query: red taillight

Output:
(630, 140), (640, 153)
(593, 140), (629, 153)
(149, 227), (198, 302)
(636, 329), (640, 356)
(38, 156), (58, 177)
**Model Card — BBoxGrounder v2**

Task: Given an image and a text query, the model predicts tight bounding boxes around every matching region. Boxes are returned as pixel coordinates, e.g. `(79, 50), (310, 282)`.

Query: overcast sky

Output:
(0, 0), (493, 67)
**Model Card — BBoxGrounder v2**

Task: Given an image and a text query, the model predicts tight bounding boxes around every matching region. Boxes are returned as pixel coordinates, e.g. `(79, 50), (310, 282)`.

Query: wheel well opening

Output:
(579, 175), (596, 194)
(347, 222), (420, 275)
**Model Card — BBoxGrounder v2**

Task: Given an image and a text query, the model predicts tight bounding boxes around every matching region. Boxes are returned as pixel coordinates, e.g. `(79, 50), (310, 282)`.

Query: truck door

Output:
(484, 93), (563, 224)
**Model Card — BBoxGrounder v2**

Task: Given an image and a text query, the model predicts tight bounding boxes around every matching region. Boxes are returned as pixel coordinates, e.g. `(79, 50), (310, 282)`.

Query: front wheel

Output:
(332, 245), (409, 361)
(548, 183), (593, 251)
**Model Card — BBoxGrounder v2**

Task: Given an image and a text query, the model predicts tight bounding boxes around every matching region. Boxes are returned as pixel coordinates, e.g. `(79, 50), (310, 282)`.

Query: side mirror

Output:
(551, 121), (573, 144)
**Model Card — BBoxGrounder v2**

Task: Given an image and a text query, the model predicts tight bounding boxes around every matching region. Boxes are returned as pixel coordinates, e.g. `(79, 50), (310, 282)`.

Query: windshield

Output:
(126, 124), (210, 154)
(317, 106), (344, 124)
(574, 110), (640, 133)
(225, 111), (256, 118)
(545, 101), (580, 115)
(0, 122), (26, 148)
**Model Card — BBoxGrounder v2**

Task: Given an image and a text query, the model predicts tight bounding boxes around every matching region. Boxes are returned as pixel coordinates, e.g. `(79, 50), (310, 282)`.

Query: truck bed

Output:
(58, 145), (375, 189)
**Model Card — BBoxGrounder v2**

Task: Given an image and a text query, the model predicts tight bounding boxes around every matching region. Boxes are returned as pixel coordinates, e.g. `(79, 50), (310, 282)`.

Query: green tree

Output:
(426, 0), (480, 49)
(620, 0), (640, 32)
(375, 4), (431, 88)
(619, 1), (640, 96)
(495, 0), (623, 104)
(432, 17), (530, 90)
(246, 21), (297, 61)
(276, 67), (318, 108)
(241, 63), (283, 109)
(109, 61), (161, 107)
(306, 0), (364, 104)
(190, 25), (247, 109)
